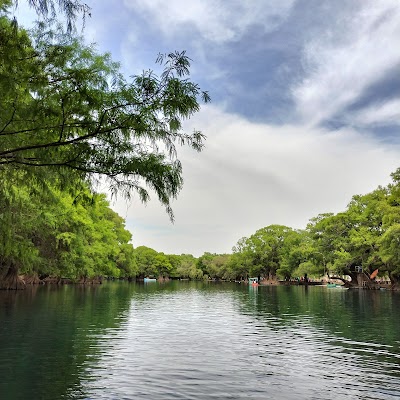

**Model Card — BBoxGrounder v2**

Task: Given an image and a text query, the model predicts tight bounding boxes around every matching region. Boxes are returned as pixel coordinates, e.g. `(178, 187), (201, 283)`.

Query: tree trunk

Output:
(0, 264), (26, 290)
(389, 275), (399, 290)
(23, 273), (42, 285)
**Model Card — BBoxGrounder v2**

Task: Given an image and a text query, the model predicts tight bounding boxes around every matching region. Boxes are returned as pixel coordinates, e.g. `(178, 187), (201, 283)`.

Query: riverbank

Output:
(1, 274), (397, 291)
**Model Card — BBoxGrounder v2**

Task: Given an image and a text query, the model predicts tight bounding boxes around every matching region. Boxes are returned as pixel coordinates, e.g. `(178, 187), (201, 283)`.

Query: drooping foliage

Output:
(12, 0), (90, 32)
(0, 9), (209, 220)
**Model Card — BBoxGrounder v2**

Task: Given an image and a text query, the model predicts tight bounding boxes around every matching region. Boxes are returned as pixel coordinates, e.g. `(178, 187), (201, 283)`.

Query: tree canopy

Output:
(0, 10), (209, 219)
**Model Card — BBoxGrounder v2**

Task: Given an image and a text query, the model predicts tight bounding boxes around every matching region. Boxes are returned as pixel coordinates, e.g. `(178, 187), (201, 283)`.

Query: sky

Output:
(15, 0), (400, 256)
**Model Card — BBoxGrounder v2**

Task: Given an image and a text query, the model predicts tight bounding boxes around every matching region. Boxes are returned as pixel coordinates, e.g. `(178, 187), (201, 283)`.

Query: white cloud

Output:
(350, 99), (400, 127)
(111, 105), (400, 256)
(293, 1), (400, 127)
(122, 0), (295, 43)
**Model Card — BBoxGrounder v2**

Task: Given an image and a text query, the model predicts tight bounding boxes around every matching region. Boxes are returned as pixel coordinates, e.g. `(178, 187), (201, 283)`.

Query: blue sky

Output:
(16, 0), (400, 256)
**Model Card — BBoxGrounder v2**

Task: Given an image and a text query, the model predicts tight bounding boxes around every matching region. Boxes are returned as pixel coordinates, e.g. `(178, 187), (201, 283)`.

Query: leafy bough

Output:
(0, 19), (210, 220)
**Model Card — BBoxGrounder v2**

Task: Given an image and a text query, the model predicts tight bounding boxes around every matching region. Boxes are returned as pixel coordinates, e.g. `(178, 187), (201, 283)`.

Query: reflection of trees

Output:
(0, 280), (243, 398)
(0, 283), (135, 399)
(235, 286), (400, 351)
(1, 282), (399, 398)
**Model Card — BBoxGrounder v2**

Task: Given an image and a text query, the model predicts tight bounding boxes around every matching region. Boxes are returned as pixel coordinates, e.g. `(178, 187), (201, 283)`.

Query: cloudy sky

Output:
(17, 0), (400, 256)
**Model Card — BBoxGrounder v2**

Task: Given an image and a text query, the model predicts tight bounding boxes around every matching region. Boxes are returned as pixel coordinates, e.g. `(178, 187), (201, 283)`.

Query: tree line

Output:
(2, 167), (400, 288)
(132, 169), (400, 288)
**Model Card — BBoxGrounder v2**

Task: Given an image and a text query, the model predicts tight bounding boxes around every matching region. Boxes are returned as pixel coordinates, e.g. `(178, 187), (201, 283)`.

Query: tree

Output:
(133, 246), (159, 278)
(13, 0), (90, 32)
(0, 171), (41, 288)
(210, 254), (232, 280)
(229, 237), (252, 280)
(378, 169), (400, 285)
(0, 169), (137, 288)
(175, 254), (203, 279)
(153, 252), (173, 278)
(277, 230), (317, 279)
(197, 252), (214, 278)
(116, 243), (137, 278)
(229, 225), (295, 280)
(379, 224), (400, 284)
(0, 13), (210, 220)
(246, 225), (295, 279)
(198, 253), (231, 280)
(307, 187), (390, 285)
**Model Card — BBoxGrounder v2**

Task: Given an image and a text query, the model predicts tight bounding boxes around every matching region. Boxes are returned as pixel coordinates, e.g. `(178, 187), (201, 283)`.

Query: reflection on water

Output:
(1, 282), (400, 399)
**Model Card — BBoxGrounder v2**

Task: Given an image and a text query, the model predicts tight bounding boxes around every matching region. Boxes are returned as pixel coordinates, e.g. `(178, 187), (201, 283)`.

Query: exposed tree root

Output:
(0, 265), (26, 290)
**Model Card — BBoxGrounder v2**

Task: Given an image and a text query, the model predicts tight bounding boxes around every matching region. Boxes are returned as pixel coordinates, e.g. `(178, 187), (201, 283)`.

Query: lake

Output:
(1, 282), (400, 399)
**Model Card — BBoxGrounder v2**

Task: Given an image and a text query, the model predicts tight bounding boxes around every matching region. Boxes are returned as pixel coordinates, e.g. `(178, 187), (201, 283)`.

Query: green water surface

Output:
(1, 282), (399, 399)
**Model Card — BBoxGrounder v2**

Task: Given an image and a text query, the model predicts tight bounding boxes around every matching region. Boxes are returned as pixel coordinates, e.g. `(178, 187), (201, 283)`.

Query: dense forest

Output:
(1, 1), (400, 289)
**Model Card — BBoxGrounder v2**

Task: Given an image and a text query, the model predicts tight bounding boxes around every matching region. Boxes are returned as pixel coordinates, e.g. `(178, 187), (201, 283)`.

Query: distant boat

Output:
(249, 277), (259, 286)
(144, 277), (157, 283)
(326, 283), (348, 290)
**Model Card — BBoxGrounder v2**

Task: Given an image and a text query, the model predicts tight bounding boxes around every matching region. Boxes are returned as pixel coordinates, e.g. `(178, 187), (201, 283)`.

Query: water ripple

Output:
(72, 286), (400, 399)
(1, 284), (400, 399)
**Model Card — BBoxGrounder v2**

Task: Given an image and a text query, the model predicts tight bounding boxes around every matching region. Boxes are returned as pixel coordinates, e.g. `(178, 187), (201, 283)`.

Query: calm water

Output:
(1, 282), (400, 399)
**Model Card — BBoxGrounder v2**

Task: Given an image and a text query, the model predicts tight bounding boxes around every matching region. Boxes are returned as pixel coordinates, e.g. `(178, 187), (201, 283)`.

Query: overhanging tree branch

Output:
(0, 15), (209, 220)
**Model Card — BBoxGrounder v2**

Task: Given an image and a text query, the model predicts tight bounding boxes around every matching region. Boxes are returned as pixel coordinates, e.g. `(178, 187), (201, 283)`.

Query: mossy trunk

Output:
(0, 264), (26, 290)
